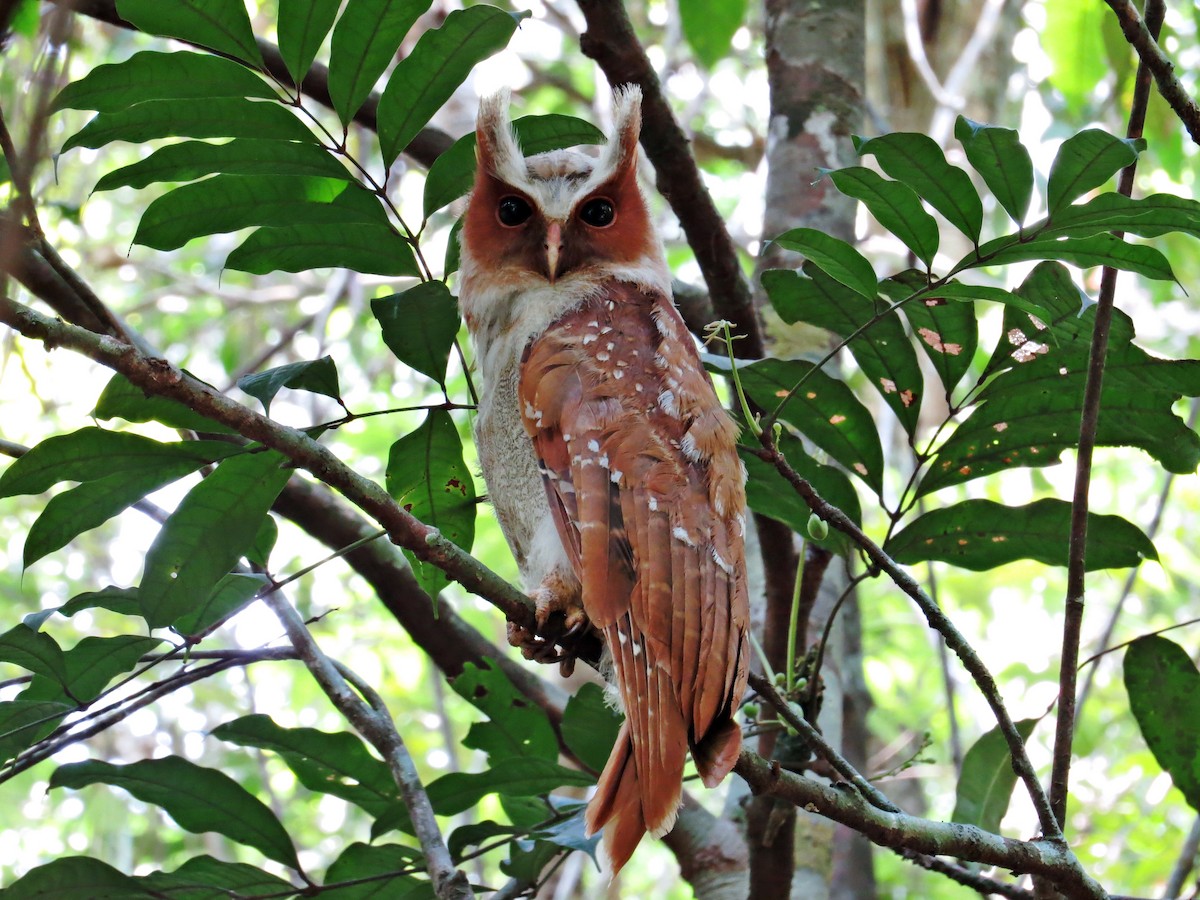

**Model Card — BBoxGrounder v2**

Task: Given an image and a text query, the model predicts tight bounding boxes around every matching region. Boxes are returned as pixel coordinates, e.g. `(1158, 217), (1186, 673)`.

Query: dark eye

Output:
(579, 197), (615, 228)
(497, 195), (533, 227)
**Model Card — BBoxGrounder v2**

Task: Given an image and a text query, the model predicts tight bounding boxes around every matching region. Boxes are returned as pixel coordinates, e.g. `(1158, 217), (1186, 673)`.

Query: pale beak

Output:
(544, 221), (564, 283)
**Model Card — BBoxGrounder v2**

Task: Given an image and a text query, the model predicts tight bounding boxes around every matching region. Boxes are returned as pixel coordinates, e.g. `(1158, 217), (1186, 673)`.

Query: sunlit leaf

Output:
(679, 0), (747, 69)
(227, 222), (420, 276)
(954, 117), (1033, 225)
(172, 573), (270, 637)
(0, 856), (148, 900)
(1124, 636), (1200, 813)
(1046, 129), (1143, 215)
(771, 227), (877, 299)
(93, 373), (236, 434)
(951, 719), (1039, 832)
(51, 757), (299, 868)
(53, 51), (276, 113)
(139, 451), (292, 629)
(277, 0), (341, 84)
(385, 410), (475, 599)
(1041, 0), (1106, 108)
(1041, 192), (1200, 241)
(878, 271), (979, 397)
(371, 281), (461, 389)
(560, 683), (623, 774)
(825, 166), (939, 266)
(327, 0), (433, 124)
(237, 356), (342, 416)
(886, 499), (1157, 571)
(378, 6), (526, 166)
(451, 662), (559, 764)
(853, 132), (983, 242)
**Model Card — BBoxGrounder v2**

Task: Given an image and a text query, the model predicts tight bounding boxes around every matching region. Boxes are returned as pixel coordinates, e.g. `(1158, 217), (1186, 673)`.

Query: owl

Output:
(458, 86), (749, 873)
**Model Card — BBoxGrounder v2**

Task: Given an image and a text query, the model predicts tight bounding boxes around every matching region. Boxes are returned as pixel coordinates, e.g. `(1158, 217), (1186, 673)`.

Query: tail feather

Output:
(691, 715), (742, 788)
(585, 722), (646, 874)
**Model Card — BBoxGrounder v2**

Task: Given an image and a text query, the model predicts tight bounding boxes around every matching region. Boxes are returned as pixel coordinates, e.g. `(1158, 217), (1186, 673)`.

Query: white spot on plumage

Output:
(711, 548), (733, 574)
(606, 342), (615, 350)
(598, 453), (610, 468)
(648, 496), (658, 511)
(610, 469), (623, 483)
(634, 382), (644, 392)
(597, 351), (610, 361)
(614, 369), (624, 379)
(600, 326), (613, 334)
(632, 640), (642, 657)
(673, 526), (695, 546)
(582, 334), (598, 345)
(680, 431), (701, 460)
(659, 390), (678, 417)
(617, 630), (628, 645)
(587, 439), (600, 452)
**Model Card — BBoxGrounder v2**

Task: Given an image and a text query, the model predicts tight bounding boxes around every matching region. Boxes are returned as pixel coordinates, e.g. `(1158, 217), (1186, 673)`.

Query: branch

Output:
(575, 0), (765, 359)
(1102, 0), (1200, 145)
(1050, 0), (1164, 831)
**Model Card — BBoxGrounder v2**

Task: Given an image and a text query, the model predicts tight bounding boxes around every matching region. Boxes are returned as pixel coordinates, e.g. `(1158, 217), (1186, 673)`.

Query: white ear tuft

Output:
(598, 84), (643, 179)
(476, 89), (529, 187)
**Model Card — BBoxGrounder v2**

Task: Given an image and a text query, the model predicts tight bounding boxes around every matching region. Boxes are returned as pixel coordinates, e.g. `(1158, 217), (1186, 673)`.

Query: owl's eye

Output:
(497, 196), (533, 227)
(579, 198), (616, 228)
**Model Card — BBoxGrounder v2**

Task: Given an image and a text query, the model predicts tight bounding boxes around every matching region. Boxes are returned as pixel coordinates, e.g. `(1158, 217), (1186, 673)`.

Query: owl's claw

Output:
(507, 573), (590, 677)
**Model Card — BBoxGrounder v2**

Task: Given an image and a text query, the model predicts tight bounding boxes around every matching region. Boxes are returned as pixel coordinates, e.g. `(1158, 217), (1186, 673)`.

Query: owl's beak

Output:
(544, 222), (564, 283)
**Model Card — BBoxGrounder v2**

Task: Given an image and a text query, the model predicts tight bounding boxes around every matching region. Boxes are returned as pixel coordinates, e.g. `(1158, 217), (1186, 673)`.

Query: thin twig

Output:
(1049, 0), (1164, 832)
(1163, 815), (1200, 900)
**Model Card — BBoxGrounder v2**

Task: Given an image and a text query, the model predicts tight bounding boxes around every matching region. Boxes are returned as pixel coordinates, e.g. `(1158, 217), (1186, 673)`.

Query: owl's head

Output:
(460, 86), (665, 289)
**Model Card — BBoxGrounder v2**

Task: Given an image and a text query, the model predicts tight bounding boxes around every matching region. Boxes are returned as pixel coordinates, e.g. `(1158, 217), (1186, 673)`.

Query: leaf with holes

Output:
(1124, 636), (1200, 813)
(825, 166), (938, 266)
(327, 0), (433, 124)
(877, 272), (979, 397)
(277, 0), (341, 84)
(764, 265), (923, 435)
(385, 410), (475, 599)
(1046, 129), (1144, 215)
(237, 356), (343, 416)
(115, 0), (263, 65)
(886, 499), (1156, 571)
(451, 662), (559, 765)
(51, 757), (299, 868)
(372, 281), (462, 389)
(954, 118), (1033, 226)
(771, 228), (878, 299)
(378, 6), (527, 166)
(952, 718), (1039, 832)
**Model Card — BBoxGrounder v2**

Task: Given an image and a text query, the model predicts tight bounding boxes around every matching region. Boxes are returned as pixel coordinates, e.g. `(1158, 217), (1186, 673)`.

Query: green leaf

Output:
(51, 757), (299, 868)
(919, 263), (1200, 495)
(450, 662), (559, 764)
(247, 515), (279, 568)
(22, 635), (163, 706)
(740, 431), (862, 553)
(954, 117), (1033, 225)
(139, 451), (292, 629)
(227, 222), (420, 277)
(277, 0), (341, 84)
(385, 410), (475, 599)
(443, 216), (464, 276)
(213, 714), (399, 817)
(93, 372), (236, 434)
(141, 855), (297, 899)
(54, 51), (276, 114)
(62, 98), (313, 153)
(951, 719), (1039, 832)
(0, 856), (150, 899)
(0, 700), (71, 763)
(972, 232), (1176, 282)
(423, 114), (606, 219)
(1124, 636), (1200, 813)
(371, 281), (462, 389)
(771, 227), (877, 299)
(560, 683), (623, 774)
(1041, 192), (1200, 241)
(853, 132), (983, 242)
(133, 175), (386, 252)
(885, 499), (1157, 571)
(735, 357), (885, 494)
(378, 6), (526, 166)
(764, 265), (923, 436)
(679, 0), (747, 69)
(1041, 0), (1107, 108)
(94, 139), (354, 192)
(237, 356), (342, 416)
(0, 624), (67, 685)
(114, 0), (264, 65)
(825, 166), (939, 266)
(1046, 129), (1143, 216)
(878, 271), (979, 396)
(60, 586), (142, 619)
(172, 573), (270, 637)
(322, 843), (430, 899)
(448, 820), (523, 863)
(327, 0), (433, 125)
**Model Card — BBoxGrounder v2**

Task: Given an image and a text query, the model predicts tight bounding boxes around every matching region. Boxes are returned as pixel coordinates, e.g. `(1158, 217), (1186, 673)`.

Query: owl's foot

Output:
(507, 571), (589, 677)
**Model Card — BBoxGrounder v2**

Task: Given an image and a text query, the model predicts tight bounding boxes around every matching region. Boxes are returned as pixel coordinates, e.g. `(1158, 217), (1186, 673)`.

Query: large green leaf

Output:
(423, 114), (605, 219)
(0, 624), (67, 685)
(764, 265), (923, 436)
(954, 118), (1033, 226)
(919, 263), (1200, 496)
(94, 139), (353, 192)
(322, 843), (430, 899)
(237, 356), (343, 416)
(277, 0), (341, 84)
(385, 410), (476, 599)
(51, 757), (299, 868)
(227, 222), (420, 277)
(560, 683), (623, 774)
(771, 228), (878, 299)
(733, 357), (885, 494)
(1046, 129), (1143, 216)
(1, 856), (150, 900)
(878, 272), (979, 397)
(327, 0), (433, 124)
(678, 0), (747, 69)
(139, 451), (292, 629)
(115, 0), (263, 65)
(59, 586), (142, 620)
(377, 6), (526, 166)
(93, 372), (236, 434)
(886, 499), (1157, 571)
(1041, 0), (1107, 108)
(0, 700), (71, 763)
(1040, 192), (1200, 241)
(21, 635), (164, 706)
(54, 51), (276, 113)
(973, 233), (1176, 283)
(1124, 636), (1200, 813)
(825, 166), (939, 267)
(63, 98), (313, 153)
(213, 714), (398, 817)
(951, 719), (1039, 832)
(371, 280), (462, 389)
(853, 132), (983, 242)
(450, 662), (559, 764)
(172, 573), (270, 637)
(133, 175), (386, 251)
(141, 855), (297, 899)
